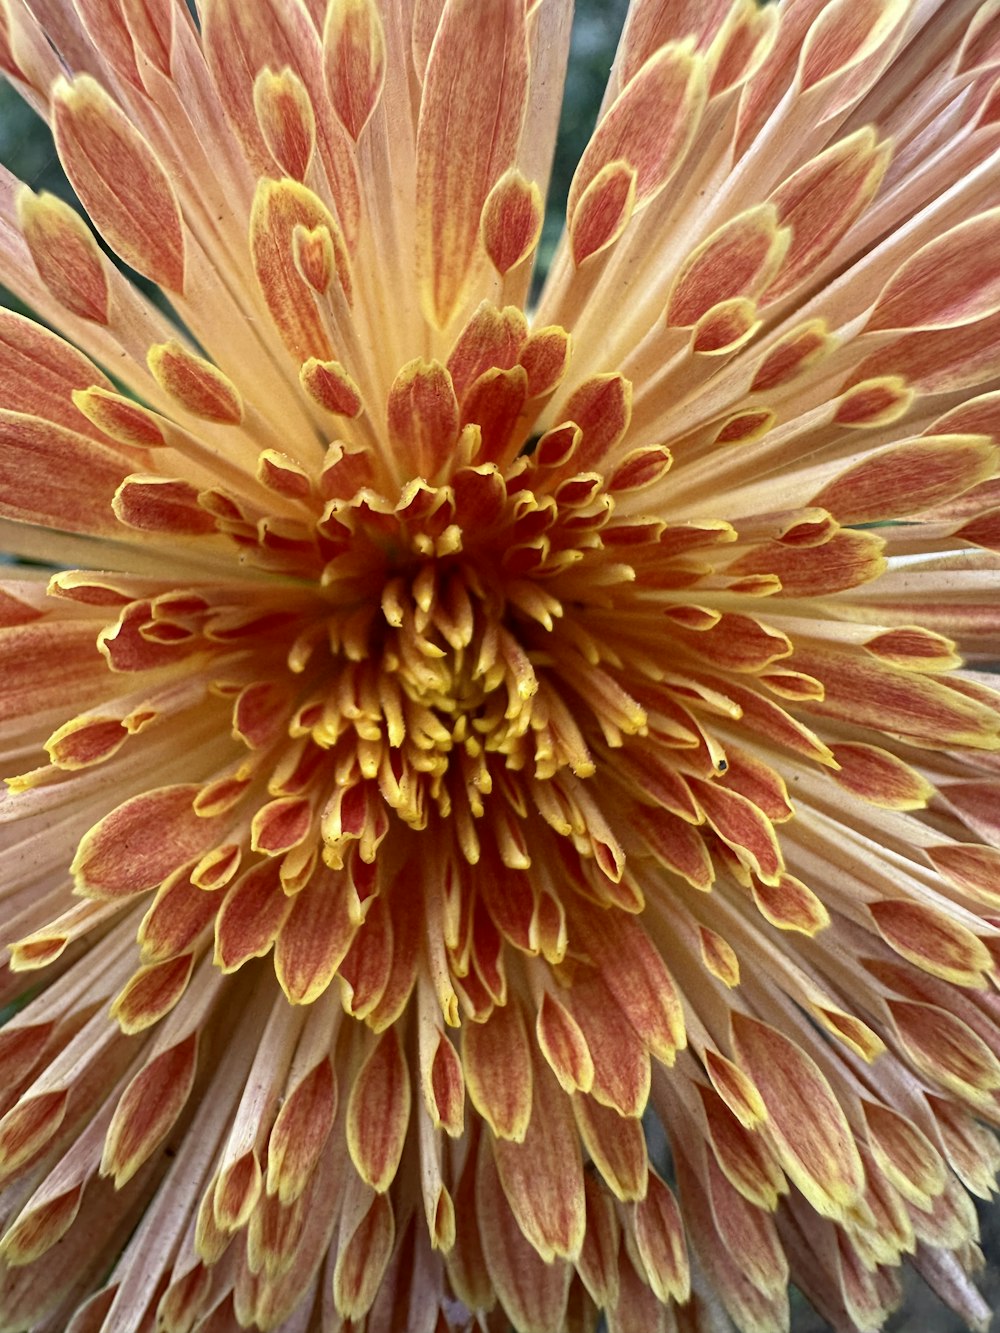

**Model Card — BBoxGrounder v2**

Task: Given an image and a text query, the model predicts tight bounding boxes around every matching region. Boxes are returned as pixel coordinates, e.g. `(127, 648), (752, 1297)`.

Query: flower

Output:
(1, 0), (1000, 1329)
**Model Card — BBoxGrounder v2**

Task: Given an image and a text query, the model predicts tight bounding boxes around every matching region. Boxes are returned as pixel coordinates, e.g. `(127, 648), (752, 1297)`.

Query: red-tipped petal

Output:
(53, 75), (185, 291)
(73, 786), (224, 900)
(266, 1058), (337, 1204)
(415, 0), (528, 328)
(463, 998), (533, 1141)
(323, 0), (385, 140)
(492, 1058), (586, 1262)
(253, 67), (316, 181)
(731, 1014), (865, 1219)
(569, 43), (705, 224)
(101, 1034), (198, 1186)
(17, 188), (109, 324)
(147, 340), (243, 424)
(482, 169), (543, 275)
(346, 1029), (410, 1192)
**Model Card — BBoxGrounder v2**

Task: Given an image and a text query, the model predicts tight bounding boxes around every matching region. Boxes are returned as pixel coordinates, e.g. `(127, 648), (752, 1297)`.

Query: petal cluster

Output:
(0, 1), (1000, 1332)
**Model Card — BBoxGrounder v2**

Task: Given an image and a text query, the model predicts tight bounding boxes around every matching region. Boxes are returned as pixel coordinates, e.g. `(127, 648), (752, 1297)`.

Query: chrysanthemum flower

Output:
(1, 0), (1000, 1329)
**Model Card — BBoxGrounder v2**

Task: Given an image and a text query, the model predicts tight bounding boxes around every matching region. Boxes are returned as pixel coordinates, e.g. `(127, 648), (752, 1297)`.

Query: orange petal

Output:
(731, 1014), (865, 1219)
(829, 742), (933, 810)
(447, 302), (528, 402)
(423, 1028), (465, 1137)
(693, 780), (783, 885)
(634, 805), (714, 891)
(138, 869), (220, 963)
(573, 908), (686, 1064)
(863, 1100), (946, 1208)
(215, 861), (293, 972)
(460, 366), (527, 464)
(0, 410), (131, 537)
(519, 326), (572, 398)
(704, 1148), (788, 1299)
(798, 0), (909, 93)
(110, 954), (194, 1034)
(699, 925), (741, 988)
(568, 977), (650, 1118)
(750, 318), (833, 391)
(386, 358), (460, 477)
(323, 0), (386, 140)
(870, 899), (992, 988)
(535, 992), (594, 1095)
(0, 1091), (68, 1175)
(415, 0), (528, 327)
(301, 358), (364, 416)
(572, 1095), (647, 1201)
(576, 1174), (620, 1308)
(764, 129), (889, 303)
(53, 75), (184, 292)
(204, 0), (359, 242)
(708, 0), (779, 99)
(17, 188), (109, 324)
(889, 1000), (1000, 1100)
(864, 626), (962, 672)
(792, 645), (1000, 749)
(274, 872), (358, 1004)
(633, 1168), (690, 1303)
(147, 340), (244, 425)
(462, 997), (533, 1141)
(813, 435), (999, 524)
(558, 373), (632, 472)
(667, 204), (787, 327)
(868, 209), (1000, 332)
(698, 1084), (787, 1210)
(0, 1185), (84, 1267)
(568, 43), (705, 228)
(851, 309), (1000, 395)
(72, 386), (167, 448)
(730, 528), (885, 597)
(113, 476), (217, 536)
(834, 375), (913, 427)
(751, 872), (829, 935)
(73, 785), (225, 900)
(253, 67), (316, 181)
(0, 310), (116, 441)
(621, 0), (731, 82)
(492, 1057), (585, 1262)
(101, 1034), (198, 1186)
(692, 297), (762, 354)
(569, 160), (636, 266)
(266, 1058), (337, 1204)
(250, 178), (340, 364)
(346, 1029), (410, 1192)
(477, 1138), (572, 1330)
(928, 843), (1000, 911)
(481, 169), (544, 275)
(333, 1191), (395, 1319)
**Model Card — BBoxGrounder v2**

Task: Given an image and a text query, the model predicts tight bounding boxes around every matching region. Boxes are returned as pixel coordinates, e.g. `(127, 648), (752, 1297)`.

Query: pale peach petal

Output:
(0, 5), (998, 1332)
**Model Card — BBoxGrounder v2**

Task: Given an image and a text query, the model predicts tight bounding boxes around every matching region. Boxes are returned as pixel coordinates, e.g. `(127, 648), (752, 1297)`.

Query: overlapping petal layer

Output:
(1, 1), (1000, 1331)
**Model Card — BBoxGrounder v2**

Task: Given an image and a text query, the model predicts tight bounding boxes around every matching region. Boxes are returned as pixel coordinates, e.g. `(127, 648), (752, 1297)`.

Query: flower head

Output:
(1, 0), (1000, 1330)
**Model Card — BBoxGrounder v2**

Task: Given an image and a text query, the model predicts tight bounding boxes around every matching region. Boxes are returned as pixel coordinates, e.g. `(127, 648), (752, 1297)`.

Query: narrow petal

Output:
(415, 0), (529, 327)
(53, 75), (185, 292)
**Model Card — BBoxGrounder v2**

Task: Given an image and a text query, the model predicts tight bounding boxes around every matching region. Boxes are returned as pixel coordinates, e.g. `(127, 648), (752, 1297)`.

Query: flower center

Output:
(293, 447), (643, 871)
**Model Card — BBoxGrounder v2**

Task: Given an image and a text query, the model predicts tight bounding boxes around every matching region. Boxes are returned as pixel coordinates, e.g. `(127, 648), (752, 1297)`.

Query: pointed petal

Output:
(346, 1029), (410, 1192)
(73, 786), (226, 900)
(415, 0), (529, 328)
(53, 74), (185, 291)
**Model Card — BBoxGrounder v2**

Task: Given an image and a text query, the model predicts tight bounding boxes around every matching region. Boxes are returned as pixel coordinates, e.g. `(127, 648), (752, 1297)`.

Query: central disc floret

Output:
(307, 451), (635, 865)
